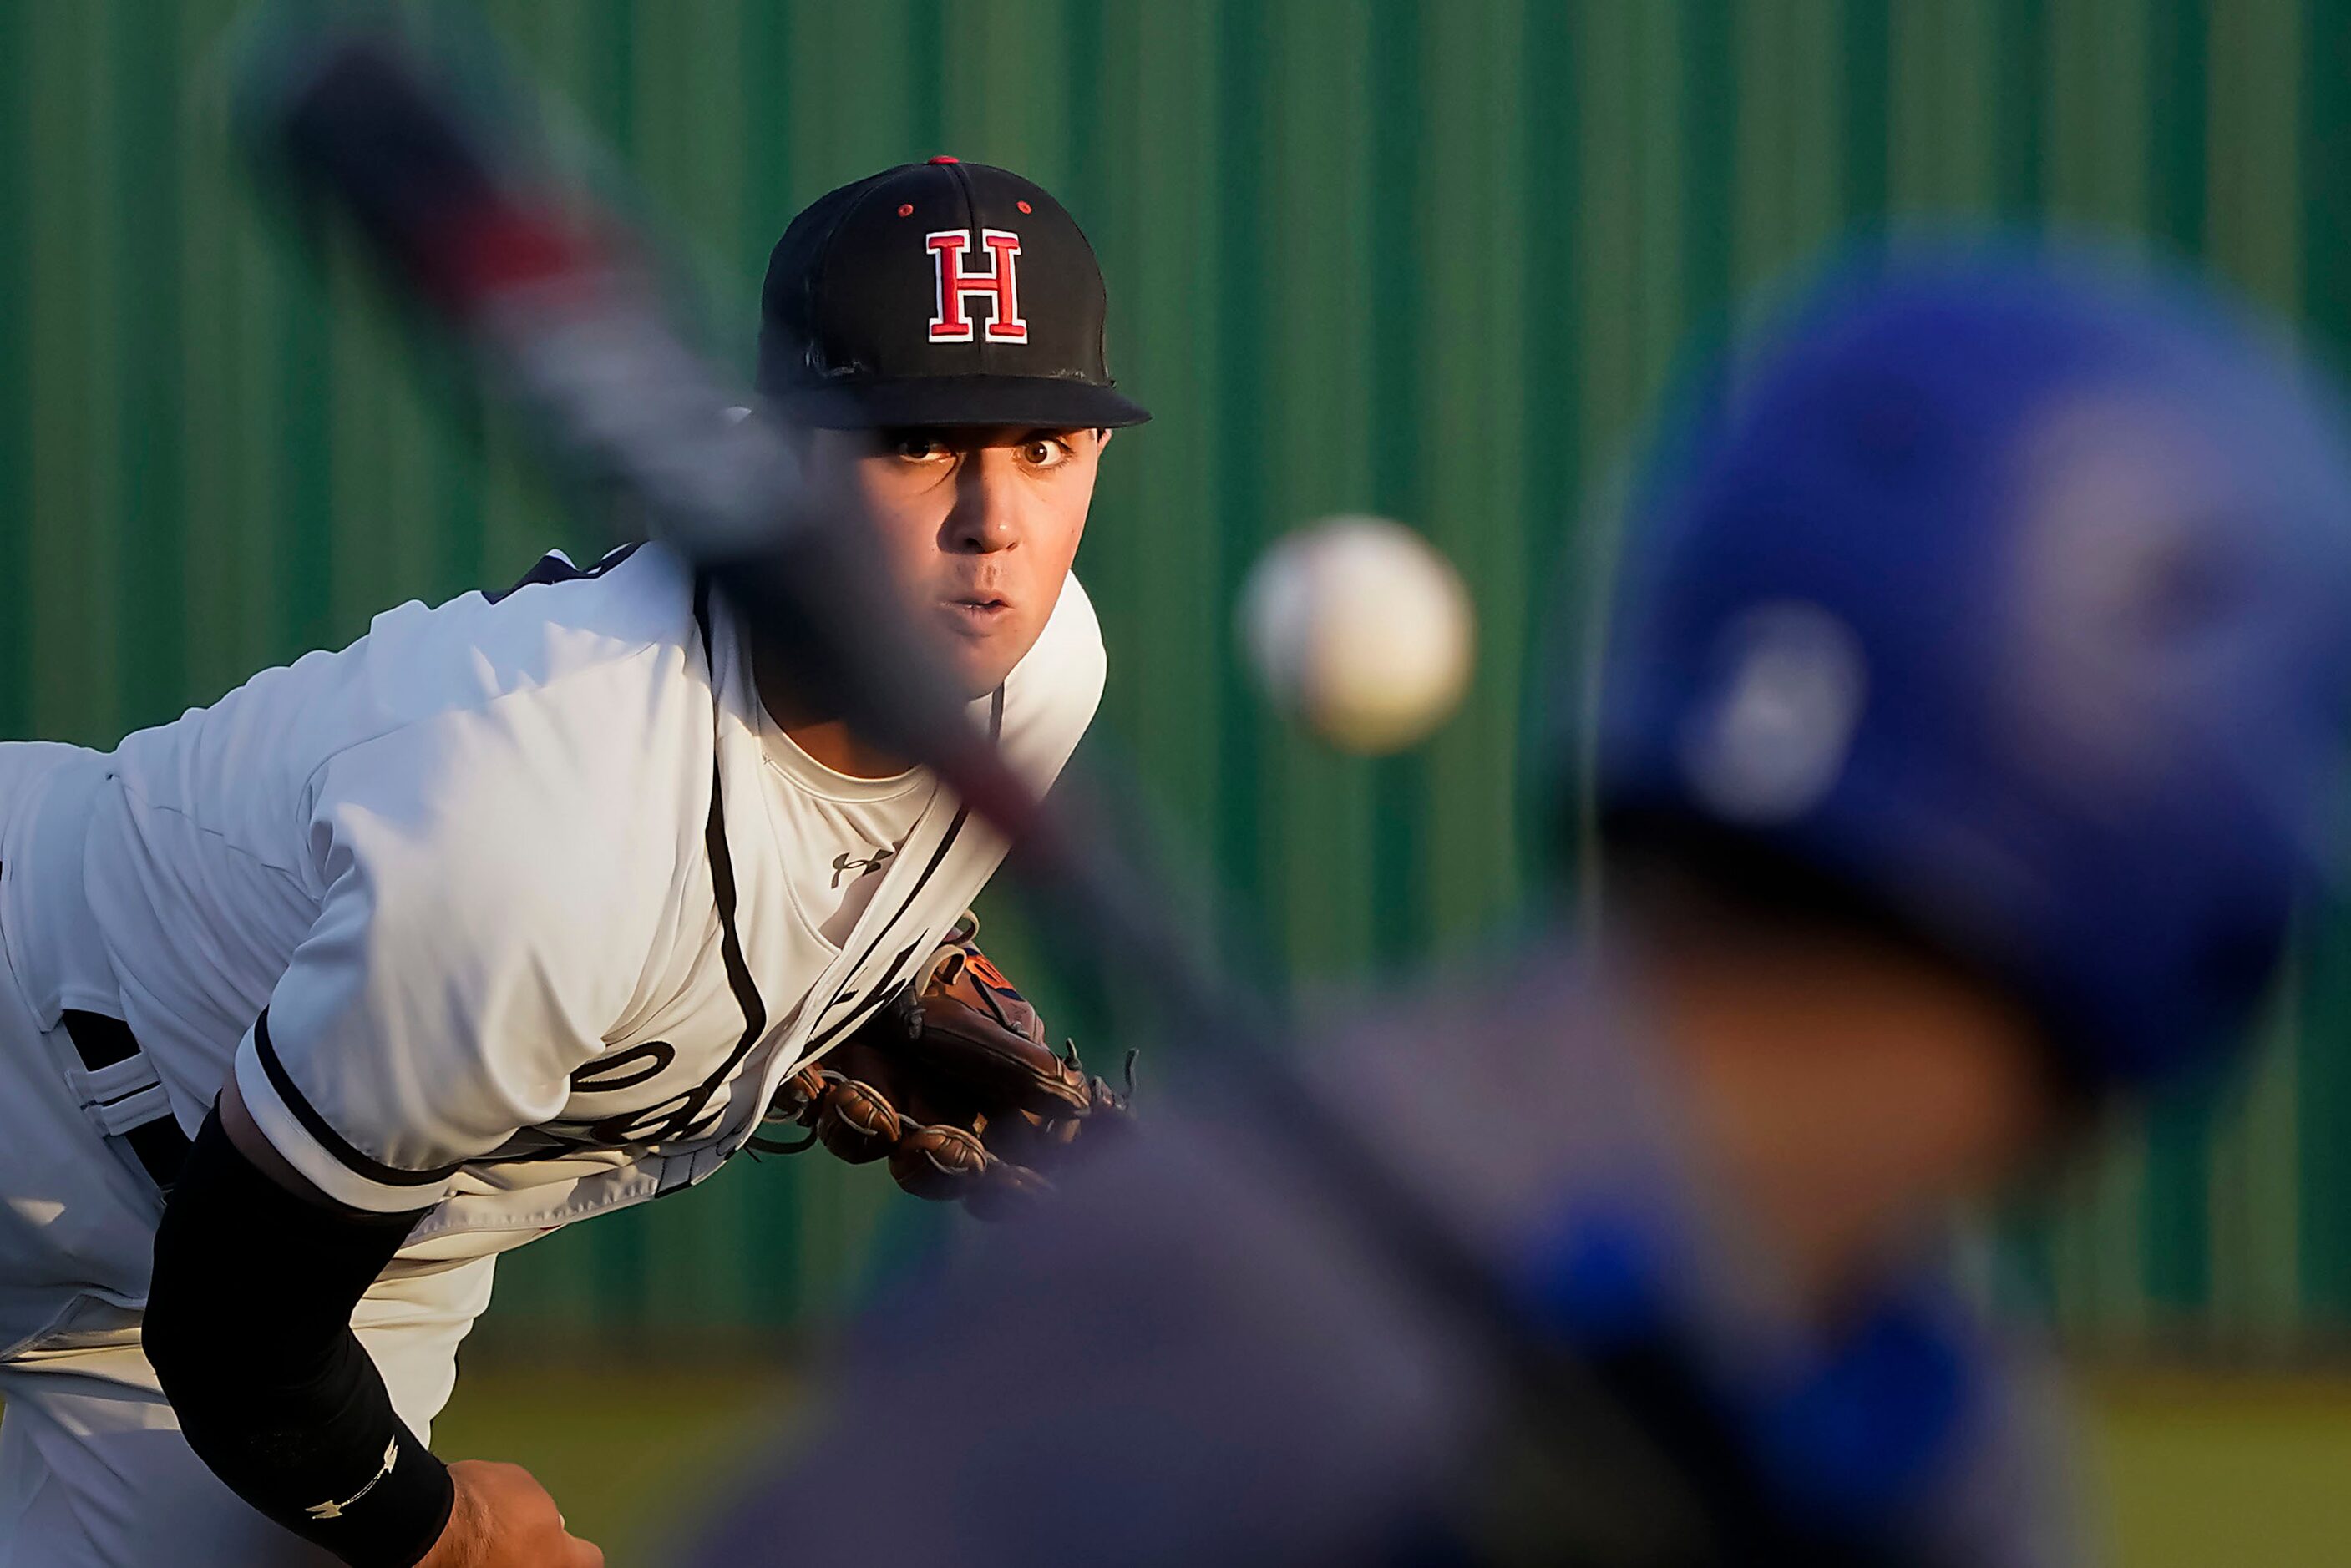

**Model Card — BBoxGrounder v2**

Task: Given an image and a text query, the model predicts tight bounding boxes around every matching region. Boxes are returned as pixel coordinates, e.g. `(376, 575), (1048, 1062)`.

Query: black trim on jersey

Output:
(805, 817), (969, 1054)
(650, 575), (771, 1144)
(585, 589), (1005, 1147)
(804, 934), (928, 1056)
(799, 680), (1005, 1054)
(251, 1009), (466, 1189)
(566, 1039), (677, 1094)
(483, 541), (645, 604)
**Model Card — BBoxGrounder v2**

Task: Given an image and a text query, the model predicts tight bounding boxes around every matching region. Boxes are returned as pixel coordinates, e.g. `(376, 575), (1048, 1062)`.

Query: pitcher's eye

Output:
(889, 432), (953, 462)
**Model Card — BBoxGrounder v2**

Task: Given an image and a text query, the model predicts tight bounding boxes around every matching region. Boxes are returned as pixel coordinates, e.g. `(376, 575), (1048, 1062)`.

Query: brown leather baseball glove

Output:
(761, 916), (1133, 1219)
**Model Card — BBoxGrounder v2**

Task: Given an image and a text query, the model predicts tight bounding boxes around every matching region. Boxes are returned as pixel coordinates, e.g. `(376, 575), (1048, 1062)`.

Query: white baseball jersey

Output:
(1, 540), (1102, 1265)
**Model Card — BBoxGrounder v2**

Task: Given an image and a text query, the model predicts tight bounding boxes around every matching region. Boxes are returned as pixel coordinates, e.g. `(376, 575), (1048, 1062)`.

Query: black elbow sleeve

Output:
(148, 1108), (455, 1568)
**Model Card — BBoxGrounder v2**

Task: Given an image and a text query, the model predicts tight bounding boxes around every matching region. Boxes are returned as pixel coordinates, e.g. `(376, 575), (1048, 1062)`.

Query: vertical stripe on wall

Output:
(2299, 0), (2351, 1337)
(0, 0), (28, 743)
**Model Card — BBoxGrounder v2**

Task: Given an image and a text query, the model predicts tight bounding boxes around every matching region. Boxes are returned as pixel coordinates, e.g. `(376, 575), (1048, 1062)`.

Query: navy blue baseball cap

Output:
(1588, 246), (2351, 1088)
(756, 157), (1149, 431)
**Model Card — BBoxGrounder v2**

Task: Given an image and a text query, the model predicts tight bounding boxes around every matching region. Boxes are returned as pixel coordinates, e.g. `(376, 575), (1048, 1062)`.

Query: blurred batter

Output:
(688, 251), (2351, 1567)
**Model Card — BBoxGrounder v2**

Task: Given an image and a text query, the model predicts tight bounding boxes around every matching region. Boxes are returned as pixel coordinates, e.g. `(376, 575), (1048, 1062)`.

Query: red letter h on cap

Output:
(926, 229), (1027, 344)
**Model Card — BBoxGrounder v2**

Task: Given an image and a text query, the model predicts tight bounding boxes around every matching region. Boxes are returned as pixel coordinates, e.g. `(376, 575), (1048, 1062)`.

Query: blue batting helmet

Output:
(1592, 246), (2351, 1088)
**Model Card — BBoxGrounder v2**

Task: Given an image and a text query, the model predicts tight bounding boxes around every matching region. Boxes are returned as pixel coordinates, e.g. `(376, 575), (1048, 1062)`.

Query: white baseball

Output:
(1239, 516), (1476, 754)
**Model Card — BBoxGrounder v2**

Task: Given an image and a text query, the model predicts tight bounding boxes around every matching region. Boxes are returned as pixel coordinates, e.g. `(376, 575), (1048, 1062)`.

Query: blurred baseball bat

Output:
(234, 3), (1493, 1321)
(238, 25), (1020, 819)
(234, 26), (1826, 1563)
(236, 21), (1272, 1120)
(236, 24), (1229, 1105)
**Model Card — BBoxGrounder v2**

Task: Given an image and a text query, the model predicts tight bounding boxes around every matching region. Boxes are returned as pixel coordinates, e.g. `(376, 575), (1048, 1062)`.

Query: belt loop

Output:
(62, 1010), (192, 1191)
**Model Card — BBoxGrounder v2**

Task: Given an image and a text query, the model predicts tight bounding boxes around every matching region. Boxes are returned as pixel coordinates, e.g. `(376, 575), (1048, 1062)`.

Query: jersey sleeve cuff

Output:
(232, 1014), (464, 1215)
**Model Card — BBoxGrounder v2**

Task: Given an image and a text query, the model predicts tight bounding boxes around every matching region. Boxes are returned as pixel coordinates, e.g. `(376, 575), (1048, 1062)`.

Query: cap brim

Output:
(768, 376), (1151, 431)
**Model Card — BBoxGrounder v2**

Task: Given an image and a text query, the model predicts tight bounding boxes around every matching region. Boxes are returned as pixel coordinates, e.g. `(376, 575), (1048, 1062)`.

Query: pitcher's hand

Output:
(413, 1459), (602, 1568)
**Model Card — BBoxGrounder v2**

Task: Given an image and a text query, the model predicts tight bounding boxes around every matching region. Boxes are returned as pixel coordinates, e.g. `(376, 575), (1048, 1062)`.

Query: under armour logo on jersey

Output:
(926, 229), (1027, 343)
(832, 847), (896, 887)
(305, 1438), (398, 1520)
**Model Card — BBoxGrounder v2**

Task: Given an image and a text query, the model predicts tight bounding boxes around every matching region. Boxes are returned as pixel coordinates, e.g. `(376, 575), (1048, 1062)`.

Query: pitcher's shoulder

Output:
(383, 541), (702, 691)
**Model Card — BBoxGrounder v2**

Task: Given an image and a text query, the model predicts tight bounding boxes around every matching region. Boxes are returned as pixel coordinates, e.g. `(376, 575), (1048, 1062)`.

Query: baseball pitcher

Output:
(0, 158), (1142, 1568)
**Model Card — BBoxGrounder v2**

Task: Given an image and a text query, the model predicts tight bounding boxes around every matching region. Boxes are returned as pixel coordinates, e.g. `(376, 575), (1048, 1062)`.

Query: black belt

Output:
(63, 1009), (193, 1191)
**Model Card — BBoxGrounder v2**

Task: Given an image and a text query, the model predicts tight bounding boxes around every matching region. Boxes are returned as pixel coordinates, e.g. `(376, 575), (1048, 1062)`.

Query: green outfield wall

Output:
(4, 0), (2348, 1354)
